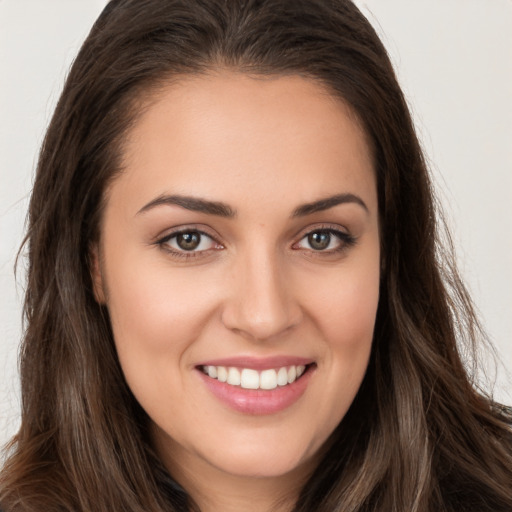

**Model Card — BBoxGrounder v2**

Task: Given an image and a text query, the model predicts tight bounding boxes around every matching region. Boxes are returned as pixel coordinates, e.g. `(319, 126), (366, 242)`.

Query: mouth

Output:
(199, 363), (314, 391)
(195, 360), (316, 415)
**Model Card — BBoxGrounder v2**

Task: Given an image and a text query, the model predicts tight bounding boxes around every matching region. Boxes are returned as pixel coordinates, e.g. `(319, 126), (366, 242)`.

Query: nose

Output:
(221, 249), (302, 342)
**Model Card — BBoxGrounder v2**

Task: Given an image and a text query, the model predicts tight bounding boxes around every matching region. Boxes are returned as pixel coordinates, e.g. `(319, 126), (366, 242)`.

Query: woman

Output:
(1, 0), (511, 511)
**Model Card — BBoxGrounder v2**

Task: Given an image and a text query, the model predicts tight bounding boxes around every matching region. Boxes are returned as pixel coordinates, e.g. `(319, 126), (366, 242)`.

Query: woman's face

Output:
(93, 72), (380, 485)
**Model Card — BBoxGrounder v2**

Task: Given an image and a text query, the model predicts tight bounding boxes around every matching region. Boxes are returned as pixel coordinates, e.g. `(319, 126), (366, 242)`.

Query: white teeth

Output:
(227, 367), (241, 386)
(217, 366), (228, 383)
(260, 369), (277, 390)
(202, 364), (309, 390)
(240, 369), (259, 389)
(277, 367), (288, 386)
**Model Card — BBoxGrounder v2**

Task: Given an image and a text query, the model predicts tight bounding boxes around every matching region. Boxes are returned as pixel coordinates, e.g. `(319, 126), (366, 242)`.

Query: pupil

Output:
(177, 232), (200, 251)
(308, 231), (330, 250)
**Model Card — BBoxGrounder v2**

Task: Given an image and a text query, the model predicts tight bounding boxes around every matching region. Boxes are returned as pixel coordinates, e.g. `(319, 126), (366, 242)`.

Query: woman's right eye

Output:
(158, 230), (222, 256)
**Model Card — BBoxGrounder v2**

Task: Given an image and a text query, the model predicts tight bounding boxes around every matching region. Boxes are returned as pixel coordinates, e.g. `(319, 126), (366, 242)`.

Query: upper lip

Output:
(196, 356), (314, 371)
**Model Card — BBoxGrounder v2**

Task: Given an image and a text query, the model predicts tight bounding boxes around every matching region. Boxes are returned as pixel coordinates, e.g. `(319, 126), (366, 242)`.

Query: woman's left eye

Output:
(159, 230), (219, 254)
(295, 229), (355, 252)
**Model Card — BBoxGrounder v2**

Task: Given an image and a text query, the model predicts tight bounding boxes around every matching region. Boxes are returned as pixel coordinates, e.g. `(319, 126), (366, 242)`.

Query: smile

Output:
(196, 359), (316, 415)
(201, 364), (307, 390)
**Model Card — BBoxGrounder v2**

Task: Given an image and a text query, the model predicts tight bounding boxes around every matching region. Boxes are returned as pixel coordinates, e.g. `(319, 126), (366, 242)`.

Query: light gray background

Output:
(1, 0), (511, 450)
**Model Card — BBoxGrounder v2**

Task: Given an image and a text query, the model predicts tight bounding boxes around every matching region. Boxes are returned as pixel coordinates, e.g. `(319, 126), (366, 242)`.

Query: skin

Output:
(93, 71), (380, 511)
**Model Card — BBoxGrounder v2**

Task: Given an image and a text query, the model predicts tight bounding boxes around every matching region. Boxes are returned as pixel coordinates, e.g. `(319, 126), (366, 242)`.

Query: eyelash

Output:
(293, 226), (357, 256)
(156, 228), (222, 260)
(155, 225), (357, 260)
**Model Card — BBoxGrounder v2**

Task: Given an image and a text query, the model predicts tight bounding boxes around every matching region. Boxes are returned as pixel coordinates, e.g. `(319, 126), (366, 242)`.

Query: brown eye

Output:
(307, 231), (331, 251)
(295, 228), (356, 254)
(176, 232), (201, 251)
(160, 230), (220, 255)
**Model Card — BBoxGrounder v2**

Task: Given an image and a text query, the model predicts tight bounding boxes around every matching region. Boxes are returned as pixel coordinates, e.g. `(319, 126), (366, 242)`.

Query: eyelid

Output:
(293, 223), (350, 241)
(154, 224), (219, 243)
(154, 225), (224, 257)
(291, 223), (357, 253)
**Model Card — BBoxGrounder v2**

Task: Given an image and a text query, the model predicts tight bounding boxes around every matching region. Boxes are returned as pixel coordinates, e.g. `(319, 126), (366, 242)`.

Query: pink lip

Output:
(196, 355), (314, 371)
(196, 362), (316, 415)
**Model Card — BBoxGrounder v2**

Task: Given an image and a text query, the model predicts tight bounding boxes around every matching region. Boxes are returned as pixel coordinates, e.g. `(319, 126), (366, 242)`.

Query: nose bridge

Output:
(222, 242), (301, 341)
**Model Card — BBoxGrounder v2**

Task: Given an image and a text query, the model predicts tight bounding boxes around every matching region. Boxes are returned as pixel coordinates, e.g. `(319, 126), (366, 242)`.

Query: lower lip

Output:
(197, 366), (315, 415)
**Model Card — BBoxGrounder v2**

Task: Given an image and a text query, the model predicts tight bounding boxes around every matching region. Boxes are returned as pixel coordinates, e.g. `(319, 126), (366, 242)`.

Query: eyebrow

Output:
(137, 194), (236, 217)
(292, 193), (369, 217)
(136, 192), (368, 218)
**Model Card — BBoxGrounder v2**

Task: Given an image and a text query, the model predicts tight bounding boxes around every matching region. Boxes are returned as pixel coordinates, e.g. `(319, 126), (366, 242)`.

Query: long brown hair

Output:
(1, 1), (511, 510)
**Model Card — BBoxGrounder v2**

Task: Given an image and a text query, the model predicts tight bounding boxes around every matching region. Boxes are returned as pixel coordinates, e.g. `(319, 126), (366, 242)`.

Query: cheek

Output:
(309, 252), (380, 347)
(107, 249), (207, 334)
(314, 267), (378, 427)
(325, 278), (379, 348)
(301, 248), (380, 398)
(102, 249), (220, 387)
(102, 260), (225, 431)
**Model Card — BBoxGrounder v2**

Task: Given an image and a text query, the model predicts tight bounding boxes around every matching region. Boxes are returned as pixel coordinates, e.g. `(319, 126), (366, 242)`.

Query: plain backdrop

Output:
(1, 0), (511, 451)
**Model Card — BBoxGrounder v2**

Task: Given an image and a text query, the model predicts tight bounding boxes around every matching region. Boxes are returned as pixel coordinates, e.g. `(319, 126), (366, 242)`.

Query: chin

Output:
(200, 434), (321, 480)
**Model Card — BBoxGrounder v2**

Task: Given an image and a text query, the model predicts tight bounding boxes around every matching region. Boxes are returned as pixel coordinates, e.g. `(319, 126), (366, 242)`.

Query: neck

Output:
(153, 429), (315, 512)
(180, 469), (302, 512)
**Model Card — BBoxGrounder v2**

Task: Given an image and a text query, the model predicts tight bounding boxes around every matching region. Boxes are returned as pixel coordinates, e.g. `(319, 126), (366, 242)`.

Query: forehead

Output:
(110, 71), (376, 217)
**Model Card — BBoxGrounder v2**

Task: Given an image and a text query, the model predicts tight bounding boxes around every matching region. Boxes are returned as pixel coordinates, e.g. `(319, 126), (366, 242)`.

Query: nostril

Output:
(221, 306), (302, 341)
